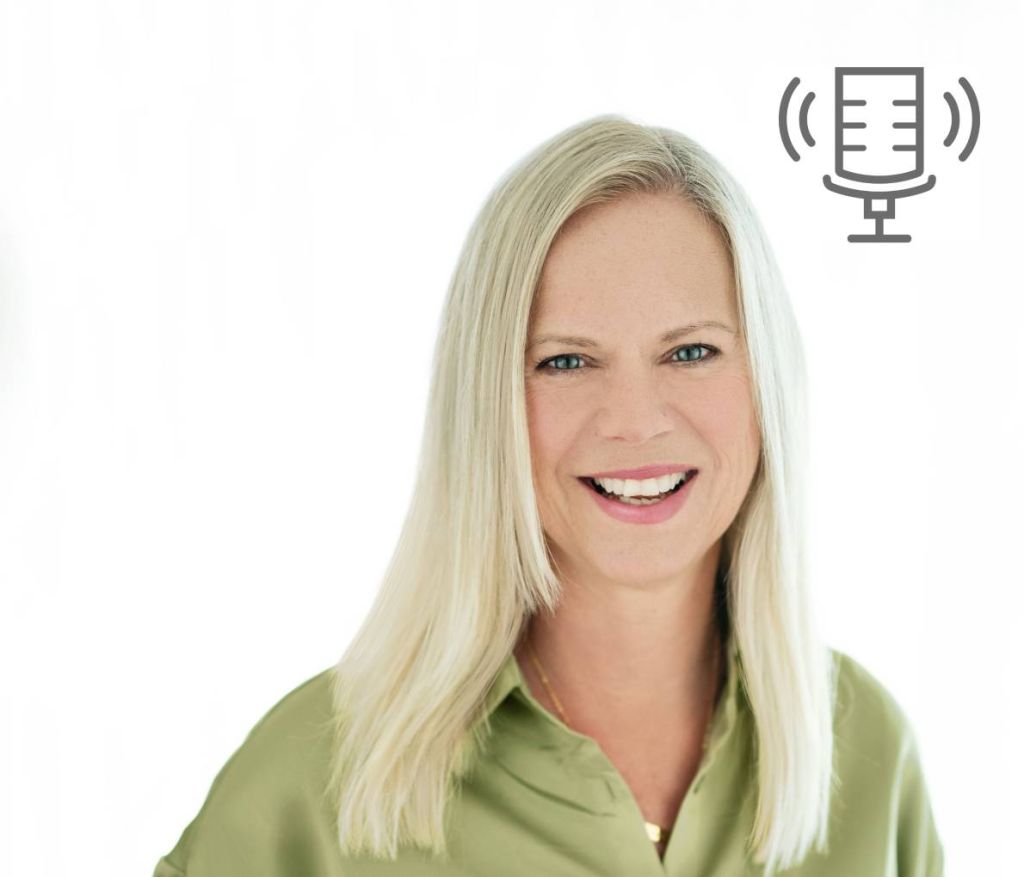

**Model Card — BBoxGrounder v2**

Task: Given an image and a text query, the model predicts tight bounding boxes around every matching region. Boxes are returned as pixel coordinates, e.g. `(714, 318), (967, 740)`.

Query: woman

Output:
(154, 115), (944, 876)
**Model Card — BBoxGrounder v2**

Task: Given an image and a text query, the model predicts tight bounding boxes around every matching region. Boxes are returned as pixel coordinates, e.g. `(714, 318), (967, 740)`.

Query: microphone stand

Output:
(822, 173), (936, 242)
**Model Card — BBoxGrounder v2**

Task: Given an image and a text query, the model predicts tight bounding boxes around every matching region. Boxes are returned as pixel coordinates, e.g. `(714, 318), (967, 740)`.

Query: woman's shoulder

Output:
(155, 665), (343, 876)
(196, 665), (339, 801)
(827, 646), (931, 800)
(823, 648), (945, 874)
(224, 665), (338, 765)
(829, 646), (918, 748)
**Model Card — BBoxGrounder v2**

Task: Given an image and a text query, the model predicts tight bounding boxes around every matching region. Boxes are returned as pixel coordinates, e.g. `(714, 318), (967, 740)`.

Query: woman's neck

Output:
(514, 572), (726, 735)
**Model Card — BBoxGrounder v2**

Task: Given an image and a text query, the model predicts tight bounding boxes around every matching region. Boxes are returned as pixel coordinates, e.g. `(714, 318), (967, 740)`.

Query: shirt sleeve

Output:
(895, 727), (945, 877)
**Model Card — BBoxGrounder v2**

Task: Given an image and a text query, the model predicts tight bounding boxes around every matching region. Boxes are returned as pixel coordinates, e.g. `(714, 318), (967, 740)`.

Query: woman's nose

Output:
(594, 371), (675, 443)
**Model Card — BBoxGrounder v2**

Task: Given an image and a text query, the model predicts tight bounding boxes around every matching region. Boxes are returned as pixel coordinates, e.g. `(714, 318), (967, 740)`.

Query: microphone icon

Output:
(779, 66), (981, 243)
(824, 67), (934, 242)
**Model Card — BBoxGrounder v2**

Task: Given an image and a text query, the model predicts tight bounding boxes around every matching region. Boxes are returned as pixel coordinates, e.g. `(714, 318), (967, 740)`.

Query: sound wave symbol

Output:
(778, 77), (816, 161)
(942, 77), (980, 161)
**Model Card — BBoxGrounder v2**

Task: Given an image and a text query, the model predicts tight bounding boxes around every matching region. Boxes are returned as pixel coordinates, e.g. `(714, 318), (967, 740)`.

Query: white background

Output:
(1, 1), (1019, 874)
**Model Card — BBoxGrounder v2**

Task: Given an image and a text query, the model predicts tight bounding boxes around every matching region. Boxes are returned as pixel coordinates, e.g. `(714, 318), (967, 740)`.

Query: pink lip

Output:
(585, 463), (697, 480)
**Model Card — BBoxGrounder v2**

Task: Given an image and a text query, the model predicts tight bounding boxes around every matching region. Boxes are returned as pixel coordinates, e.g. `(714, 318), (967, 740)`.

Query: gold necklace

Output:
(525, 634), (712, 848)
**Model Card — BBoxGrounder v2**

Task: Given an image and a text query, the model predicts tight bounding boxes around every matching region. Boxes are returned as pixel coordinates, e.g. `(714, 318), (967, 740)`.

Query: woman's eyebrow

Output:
(527, 321), (737, 350)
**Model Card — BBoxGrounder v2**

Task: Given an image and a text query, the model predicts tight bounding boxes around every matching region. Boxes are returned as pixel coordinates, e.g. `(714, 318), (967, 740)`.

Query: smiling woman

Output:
(154, 115), (944, 877)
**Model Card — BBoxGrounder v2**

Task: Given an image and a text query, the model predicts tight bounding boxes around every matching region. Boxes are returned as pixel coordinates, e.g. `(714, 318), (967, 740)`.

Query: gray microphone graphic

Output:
(822, 67), (936, 242)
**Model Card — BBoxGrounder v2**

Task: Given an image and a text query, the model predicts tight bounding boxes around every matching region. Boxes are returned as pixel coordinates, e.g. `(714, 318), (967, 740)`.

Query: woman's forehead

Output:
(537, 215), (732, 310)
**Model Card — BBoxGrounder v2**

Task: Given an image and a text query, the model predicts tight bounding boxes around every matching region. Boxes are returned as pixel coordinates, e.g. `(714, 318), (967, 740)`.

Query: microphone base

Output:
(848, 233), (913, 243)
(849, 214), (913, 242)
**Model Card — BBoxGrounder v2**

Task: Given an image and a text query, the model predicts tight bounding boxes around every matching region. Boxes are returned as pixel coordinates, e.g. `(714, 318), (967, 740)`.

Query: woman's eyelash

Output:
(534, 343), (721, 375)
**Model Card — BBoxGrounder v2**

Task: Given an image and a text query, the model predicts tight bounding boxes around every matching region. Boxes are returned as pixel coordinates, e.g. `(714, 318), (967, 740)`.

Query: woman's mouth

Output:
(579, 470), (696, 506)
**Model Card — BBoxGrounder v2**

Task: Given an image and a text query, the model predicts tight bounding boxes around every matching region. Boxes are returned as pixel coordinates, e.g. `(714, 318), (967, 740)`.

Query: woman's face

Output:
(524, 191), (761, 591)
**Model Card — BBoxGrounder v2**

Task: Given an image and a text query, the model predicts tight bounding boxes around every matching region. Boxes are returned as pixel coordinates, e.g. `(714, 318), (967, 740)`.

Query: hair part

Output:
(324, 113), (840, 876)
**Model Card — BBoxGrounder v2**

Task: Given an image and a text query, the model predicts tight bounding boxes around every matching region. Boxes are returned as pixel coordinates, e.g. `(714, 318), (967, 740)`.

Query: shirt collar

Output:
(482, 647), (528, 717)
(474, 636), (747, 816)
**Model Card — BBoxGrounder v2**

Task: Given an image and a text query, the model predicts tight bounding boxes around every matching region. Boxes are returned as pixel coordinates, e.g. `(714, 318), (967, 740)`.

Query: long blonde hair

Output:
(325, 114), (839, 876)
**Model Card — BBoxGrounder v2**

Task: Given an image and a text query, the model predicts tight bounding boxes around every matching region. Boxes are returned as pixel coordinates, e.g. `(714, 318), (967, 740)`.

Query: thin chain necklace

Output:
(525, 631), (722, 849)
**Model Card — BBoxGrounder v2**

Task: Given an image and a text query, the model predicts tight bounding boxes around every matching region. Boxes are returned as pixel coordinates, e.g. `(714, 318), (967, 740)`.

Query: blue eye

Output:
(535, 343), (720, 376)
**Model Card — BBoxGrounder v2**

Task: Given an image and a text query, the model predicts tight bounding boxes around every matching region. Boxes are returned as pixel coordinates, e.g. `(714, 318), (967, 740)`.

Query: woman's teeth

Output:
(587, 471), (693, 505)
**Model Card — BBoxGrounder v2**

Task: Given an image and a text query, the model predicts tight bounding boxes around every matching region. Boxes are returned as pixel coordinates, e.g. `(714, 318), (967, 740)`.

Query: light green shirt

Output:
(154, 646), (944, 875)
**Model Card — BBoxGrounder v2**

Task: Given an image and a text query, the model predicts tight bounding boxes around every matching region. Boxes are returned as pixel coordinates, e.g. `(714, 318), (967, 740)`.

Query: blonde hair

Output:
(325, 114), (839, 876)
